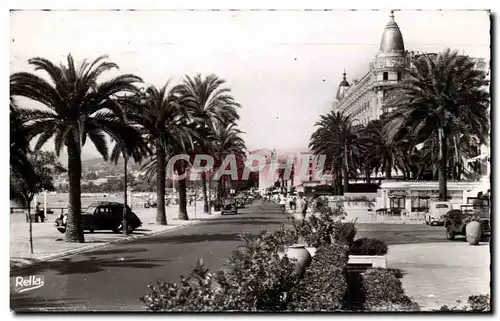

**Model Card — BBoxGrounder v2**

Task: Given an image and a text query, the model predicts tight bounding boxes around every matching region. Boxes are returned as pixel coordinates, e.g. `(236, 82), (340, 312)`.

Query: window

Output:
(397, 72), (402, 81)
(383, 72), (388, 80)
(390, 197), (405, 209)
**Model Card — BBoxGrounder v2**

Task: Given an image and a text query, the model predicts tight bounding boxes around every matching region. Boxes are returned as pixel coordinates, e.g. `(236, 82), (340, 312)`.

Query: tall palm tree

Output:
(10, 98), (34, 180)
(212, 122), (246, 203)
(386, 49), (489, 200)
(125, 83), (194, 225)
(309, 111), (365, 195)
(109, 126), (151, 234)
(10, 54), (142, 242)
(180, 74), (241, 213)
(363, 119), (406, 180)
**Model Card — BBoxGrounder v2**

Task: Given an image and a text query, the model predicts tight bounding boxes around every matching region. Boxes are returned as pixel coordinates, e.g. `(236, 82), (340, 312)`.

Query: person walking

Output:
(288, 195), (294, 212)
(279, 196), (286, 212)
(296, 196), (308, 219)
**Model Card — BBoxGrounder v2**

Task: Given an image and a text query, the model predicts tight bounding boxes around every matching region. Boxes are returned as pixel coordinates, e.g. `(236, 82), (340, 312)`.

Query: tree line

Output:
(10, 54), (246, 243)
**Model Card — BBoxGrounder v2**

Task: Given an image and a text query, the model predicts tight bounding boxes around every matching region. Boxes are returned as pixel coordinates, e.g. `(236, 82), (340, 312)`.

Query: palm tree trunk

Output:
(365, 168), (371, 184)
(156, 147), (167, 225)
(122, 155), (129, 235)
(66, 139), (84, 243)
(438, 128), (448, 201)
(27, 200), (33, 254)
(178, 169), (189, 220)
(201, 172), (209, 213)
(385, 162), (392, 180)
(342, 150), (349, 195)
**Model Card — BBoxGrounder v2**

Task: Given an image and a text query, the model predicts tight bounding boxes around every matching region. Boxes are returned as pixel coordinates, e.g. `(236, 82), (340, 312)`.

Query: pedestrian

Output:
(288, 195), (294, 211)
(292, 196), (297, 211)
(35, 202), (45, 222)
(279, 196), (286, 212)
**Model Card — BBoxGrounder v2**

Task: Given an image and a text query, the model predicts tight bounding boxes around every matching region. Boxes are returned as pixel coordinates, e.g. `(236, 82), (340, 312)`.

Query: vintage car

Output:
(444, 198), (490, 241)
(143, 200), (157, 208)
(221, 203), (238, 215)
(426, 201), (452, 226)
(55, 201), (142, 234)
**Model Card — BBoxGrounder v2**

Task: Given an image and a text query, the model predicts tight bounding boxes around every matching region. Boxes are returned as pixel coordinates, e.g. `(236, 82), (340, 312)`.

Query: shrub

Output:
(291, 206), (356, 248)
(218, 233), (299, 311)
(467, 294), (490, 312)
(140, 259), (225, 312)
(140, 233), (299, 312)
(361, 268), (419, 311)
(288, 243), (350, 311)
(331, 220), (357, 246)
(350, 238), (388, 256)
(436, 294), (490, 312)
(259, 225), (298, 253)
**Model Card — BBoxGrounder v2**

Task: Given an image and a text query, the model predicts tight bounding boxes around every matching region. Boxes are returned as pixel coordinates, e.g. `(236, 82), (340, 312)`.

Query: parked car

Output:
(221, 204), (238, 215)
(426, 201), (452, 226)
(144, 200), (157, 208)
(444, 202), (490, 241)
(235, 199), (245, 209)
(55, 201), (142, 234)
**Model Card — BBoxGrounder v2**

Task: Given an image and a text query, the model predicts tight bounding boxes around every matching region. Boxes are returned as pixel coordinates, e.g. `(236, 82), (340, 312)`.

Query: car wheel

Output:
(446, 225), (455, 240)
(89, 228), (95, 233)
(57, 227), (66, 234)
(112, 228), (120, 233)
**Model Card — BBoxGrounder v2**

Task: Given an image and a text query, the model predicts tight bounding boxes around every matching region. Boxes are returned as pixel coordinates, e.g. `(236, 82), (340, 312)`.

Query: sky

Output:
(9, 9), (491, 161)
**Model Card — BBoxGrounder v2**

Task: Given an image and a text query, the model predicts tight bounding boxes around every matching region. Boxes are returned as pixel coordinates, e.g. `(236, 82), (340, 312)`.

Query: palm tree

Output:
(10, 98), (34, 180)
(109, 126), (151, 234)
(309, 111), (365, 195)
(363, 119), (407, 180)
(125, 83), (194, 225)
(10, 54), (142, 242)
(180, 74), (241, 213)
(212, 122), (246, 203)
(386, 49), (489, 200)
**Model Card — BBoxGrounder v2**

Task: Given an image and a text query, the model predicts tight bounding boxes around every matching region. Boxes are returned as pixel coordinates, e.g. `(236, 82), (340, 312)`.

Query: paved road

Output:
(10, 201), (289, 312)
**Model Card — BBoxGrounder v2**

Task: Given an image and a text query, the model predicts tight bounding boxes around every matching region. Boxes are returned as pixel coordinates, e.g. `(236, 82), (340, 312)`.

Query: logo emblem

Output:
(11, 275), (44, 293)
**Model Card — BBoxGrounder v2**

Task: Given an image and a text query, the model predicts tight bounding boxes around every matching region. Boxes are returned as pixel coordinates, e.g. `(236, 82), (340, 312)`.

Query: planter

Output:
(348, 255), (387, 268)
(466, 221), (482, 245)
(305, 246), (317, 257)
(286, 244), (312, 276)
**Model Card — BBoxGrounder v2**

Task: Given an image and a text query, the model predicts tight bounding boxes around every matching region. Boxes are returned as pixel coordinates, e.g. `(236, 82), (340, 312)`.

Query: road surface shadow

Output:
(10, 294), (79, 312)
(82, 248), (148, 255)
(200, 219), (285, 226)
(10, 256), (169, 277)
(132, 232), (242, 245)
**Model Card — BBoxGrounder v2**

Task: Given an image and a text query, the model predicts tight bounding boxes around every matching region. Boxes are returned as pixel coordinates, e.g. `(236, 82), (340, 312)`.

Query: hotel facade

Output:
(331, 11), (490, 216)
(332, 10), (489, 125)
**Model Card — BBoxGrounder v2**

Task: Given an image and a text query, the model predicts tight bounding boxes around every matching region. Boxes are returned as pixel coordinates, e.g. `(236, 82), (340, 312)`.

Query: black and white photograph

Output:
(6, 2), (493, 314)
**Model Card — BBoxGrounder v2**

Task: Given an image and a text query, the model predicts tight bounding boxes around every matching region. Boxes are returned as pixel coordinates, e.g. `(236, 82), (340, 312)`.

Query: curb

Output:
(10, 212), (222, 272)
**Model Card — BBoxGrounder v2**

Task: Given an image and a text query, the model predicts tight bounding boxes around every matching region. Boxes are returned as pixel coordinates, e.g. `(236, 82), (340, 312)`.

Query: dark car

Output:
(221, 204), (238, 215)
(55, 201), (142, 234)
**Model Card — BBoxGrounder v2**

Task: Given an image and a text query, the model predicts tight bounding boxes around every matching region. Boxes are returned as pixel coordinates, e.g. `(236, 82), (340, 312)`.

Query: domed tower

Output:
(371, 10), (409, 116)
(335, 70), (350, 101)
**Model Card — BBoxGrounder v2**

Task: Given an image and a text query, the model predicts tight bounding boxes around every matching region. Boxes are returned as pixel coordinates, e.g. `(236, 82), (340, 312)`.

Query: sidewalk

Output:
(10, 201), (219, 269)
(386, 242), (490, 310)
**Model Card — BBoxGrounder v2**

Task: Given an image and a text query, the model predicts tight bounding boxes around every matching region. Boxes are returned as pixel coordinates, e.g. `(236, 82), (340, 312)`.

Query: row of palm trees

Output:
(310, 48), (490, 200)
(10, 54), (247, 243)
